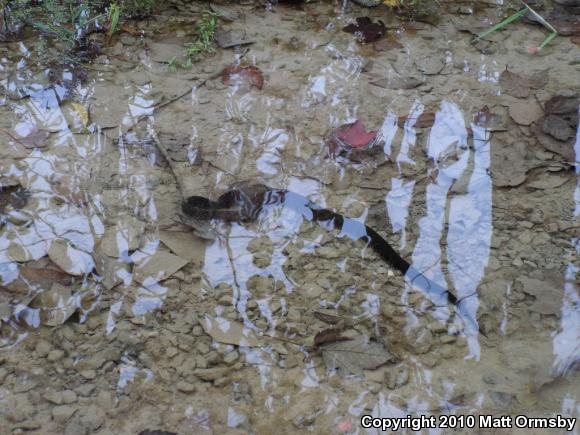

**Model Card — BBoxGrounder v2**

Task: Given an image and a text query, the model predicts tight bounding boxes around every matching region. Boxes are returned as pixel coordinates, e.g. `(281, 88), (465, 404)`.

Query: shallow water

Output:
(0, 1), (579, 434)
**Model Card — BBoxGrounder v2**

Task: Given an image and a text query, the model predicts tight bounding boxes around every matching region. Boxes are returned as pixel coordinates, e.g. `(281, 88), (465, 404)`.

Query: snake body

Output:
(182, 183), (480, 334)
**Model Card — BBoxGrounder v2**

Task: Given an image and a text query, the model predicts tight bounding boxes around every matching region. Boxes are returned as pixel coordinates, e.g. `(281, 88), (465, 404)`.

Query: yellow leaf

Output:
(70, 102), (89, 128)
(383, 0), (399, 5)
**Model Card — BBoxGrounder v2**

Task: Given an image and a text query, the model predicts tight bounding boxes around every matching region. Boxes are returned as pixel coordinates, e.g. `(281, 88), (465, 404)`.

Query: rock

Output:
(95, 391), (114, 411)
(62, 390), (77, 404)
(176, 381), (196, 393)
(0, 367), (8, 383)
(79, 369), (97, 380)
(223, 350), (239, 365)
(35, 340), (52, 357)
(47, 349), (65, 362)
(75, 384), (96, 397)
(79, 405), (105, 431)
(194, 367), (233, 382)
(527, 175), (569, 189)
(52, 405), (77, 423)
(43, 390), (64, 405)
(408, 329), (433, 354)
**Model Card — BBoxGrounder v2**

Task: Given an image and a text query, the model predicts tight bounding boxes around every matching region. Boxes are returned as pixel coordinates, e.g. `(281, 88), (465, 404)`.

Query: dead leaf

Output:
(214, 29), (254, 49)
(159, 230), (204, 265)
(508, 99), (543, 126)
(473, 106), (507, 130)
(532, 122), (575, 162)
(500, 69), (546, 99)
(221, 65), (264, 90)
(48, 239), (95, 276)
(20, 258), (74, 289)
(132, 250), (187, 285)
(69, 102), (89, 128)
(343, 17), (386, 43)
(398, 112), (436, 128)
(201, 315), (261, 347)
(333, 120), (377, 148)
(30, 283), (77, 326)
(18, 129), (50, 148)
(491, 141), (530, 188)
(320, 336), (394, 375)
(0, 184), (28, 214)
(540, 115), (573, 141)
(415, 56), (445, 75)
(544, 95), (580, 115)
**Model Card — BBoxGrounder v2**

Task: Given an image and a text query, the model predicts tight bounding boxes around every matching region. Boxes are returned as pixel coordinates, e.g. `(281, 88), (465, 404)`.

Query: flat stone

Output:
(52, 405), (77, 423)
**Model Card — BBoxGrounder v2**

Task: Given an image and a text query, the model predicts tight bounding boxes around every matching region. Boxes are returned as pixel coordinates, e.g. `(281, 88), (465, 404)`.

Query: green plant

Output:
(107, 2), (121, 42)
(170, 10), (217, 69)
(475, 0), (557, 53)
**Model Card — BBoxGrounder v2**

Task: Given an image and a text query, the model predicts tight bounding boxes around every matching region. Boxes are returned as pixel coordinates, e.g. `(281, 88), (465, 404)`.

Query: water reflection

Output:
(0, 14), (578, 432)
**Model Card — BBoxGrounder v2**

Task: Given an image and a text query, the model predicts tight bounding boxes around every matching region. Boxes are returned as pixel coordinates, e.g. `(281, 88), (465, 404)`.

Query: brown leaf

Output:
(544, 95), (580, 115)
(540, 115), (574, 141)
(508, 99), (543, 126)
(398, 112), (436, 128)
(531, 122), (575, 162)
(20, 259), (75, 289)
(29, 283), (77, 326)
(18, 129), (50, 148)
(499, 69), (546, 99)
(221, 65), (264, 89)
(343, 17), (386, 43)
(0, 185), (28, 214)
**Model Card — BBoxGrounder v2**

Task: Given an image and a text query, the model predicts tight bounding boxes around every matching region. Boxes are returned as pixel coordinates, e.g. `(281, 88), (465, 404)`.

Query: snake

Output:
(180, 182), (482, 335)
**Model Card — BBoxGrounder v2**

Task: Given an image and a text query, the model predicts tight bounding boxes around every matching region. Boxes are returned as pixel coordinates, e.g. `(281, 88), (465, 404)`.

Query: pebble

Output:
(47, 349), (65, 362)
(80, 370), (97, 380)
(0, 367), (8, 383)
(177, 381), (196, 393)
(75, 384), (96, 397)
(223, 350), (239, 365)
(166, 347), (179, 358)
(35, 340), (52, 357)
(195, 342), (211, 355)
(95, 391), (114, 411)
(62, 390), (78, 404)
(43, 390), (64, 405)
(52, 405), (77, 423)
(440, 334), (456, 344)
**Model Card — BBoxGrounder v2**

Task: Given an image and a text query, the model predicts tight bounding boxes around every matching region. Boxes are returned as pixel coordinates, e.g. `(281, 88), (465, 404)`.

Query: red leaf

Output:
(221, 65), (264, 90)
(334, 120), (377, 148)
